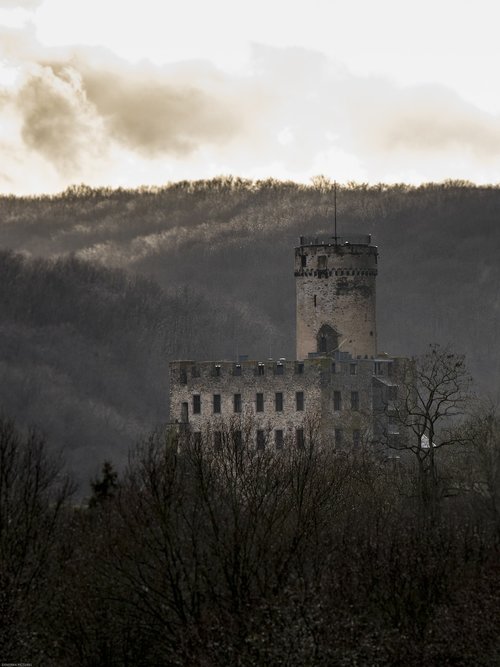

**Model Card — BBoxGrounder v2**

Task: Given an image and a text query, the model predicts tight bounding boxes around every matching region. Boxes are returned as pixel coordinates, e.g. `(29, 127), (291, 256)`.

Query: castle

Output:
(169, 234), (401, 449)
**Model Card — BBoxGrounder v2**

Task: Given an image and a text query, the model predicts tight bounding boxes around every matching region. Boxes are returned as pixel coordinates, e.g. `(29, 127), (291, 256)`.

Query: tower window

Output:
(296, 362), (304, 374)
(214, 364), (221, 377)
(214, 431), (222, 451)
(234, 364), (242, 376)
(275, 392), (283, 412)
(213, 394), (221, 414)
(275, 363), (284, 375)
(256, 430), (265, 450)
(256, 393), (264, 412)
(181, 402), (188, 423)
(351, 391), (359, 411)
(193, 395), (201, 414)
(317, 255), (327, 269)
(313, 294), (317, 307)
(296, 428), (305, 449)
(296, 391), (304, 411)
(350, 363), (357, 375)
(275, 429), (284, 449)
(301, 254), (307, 268)
(257, 363), (265, 376)
(234, 394), (242, 413)
(334, 391), (342, 411)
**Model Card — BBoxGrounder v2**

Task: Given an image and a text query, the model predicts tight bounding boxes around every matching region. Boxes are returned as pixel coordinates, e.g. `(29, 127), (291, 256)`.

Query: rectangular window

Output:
(296, 362), (304, 374)
(193, 394), (201, 414)
(334, 391), (342, 411)
(233, 364), (242, 376)
(313, 294), (317, 307)
(296, 391), (304, 411)
(301, 254), (307, 267)
(374, 361), (384, 375)
(335, 428), (343, 447)
(214, 431), (222, 451)
(234, 393), (242, 413)
(275, 429), (284, 449)
(351, 391), (359, 411)
(350, 363), (357, 375)
(257, 363), (265, 376)
(296, 428), (305, 449)
(256, 392), (264, 412)
(213, 394), (221, 414)
(275, 363), (284, 375)
(256, 430), (265, 450)
(181, 402), (188, 422)
(275, 392), (283, 412)
(353, 429), (361, 447)
(180, 369), (187, 384)
(191, 366), (200, 378)
(214, 364), (221, 377)
(331, 362), (336, 374)
(318, 255), (327, 269)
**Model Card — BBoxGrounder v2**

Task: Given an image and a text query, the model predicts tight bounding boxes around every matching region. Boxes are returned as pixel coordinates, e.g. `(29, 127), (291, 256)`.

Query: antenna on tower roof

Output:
(334, 181), (338, 243)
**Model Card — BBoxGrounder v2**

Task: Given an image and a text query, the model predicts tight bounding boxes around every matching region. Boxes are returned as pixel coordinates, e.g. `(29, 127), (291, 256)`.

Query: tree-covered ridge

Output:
(0, 250), (267, 489)
(1, 178), (498, 393)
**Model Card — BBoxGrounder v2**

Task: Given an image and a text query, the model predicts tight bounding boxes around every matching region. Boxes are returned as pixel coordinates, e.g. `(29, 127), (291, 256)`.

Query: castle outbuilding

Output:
(169, 235), (401, 450)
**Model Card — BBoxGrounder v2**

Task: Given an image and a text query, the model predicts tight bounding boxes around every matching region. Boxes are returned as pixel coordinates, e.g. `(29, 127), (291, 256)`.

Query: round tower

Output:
(295, 235), (378, 360)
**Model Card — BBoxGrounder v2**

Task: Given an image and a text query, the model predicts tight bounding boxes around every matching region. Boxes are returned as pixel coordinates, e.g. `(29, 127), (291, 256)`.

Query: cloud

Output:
(15, 64), (104, 170)
(2, 25), (500, 193)
(0, 0), (41, 7)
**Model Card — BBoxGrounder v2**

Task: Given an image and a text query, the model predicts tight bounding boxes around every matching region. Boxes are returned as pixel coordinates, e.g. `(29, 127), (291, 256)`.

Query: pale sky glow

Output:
(1, 0), (500, 193)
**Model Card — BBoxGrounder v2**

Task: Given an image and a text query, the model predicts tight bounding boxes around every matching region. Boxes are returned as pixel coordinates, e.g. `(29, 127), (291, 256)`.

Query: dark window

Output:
(234, 393), (242, 413)
(233, 430), (242, 449)
(276, 363), (284, 375)
(374, 362), (384, 375)
(180, 369), (187, 384)
(351, 391), (359, 411)
(301, 254), (307, 267)
(181, 402), (188, 423)
(234, 364), (242, 376)
(193, 395), (201, 414)
(353, 429), (361, 447)
(296, 428), (305, 449)
(256, 430), (265, 450)
(296, 362), (304, 374)
(191, 366), (200, 378)
(275, 392), (283, 412)
(296, 391), (304, 411)
(318, 255), (327, 269)
(213, 394), (221, 414)
(314, 294), (317, 307)
(256, 393), (264, 412)
(275, 429), (284, 449)
(214, 431), (222, 451)
(257, 363), (265, 376)
(214, 364), (221, 377)
(350, 363), (357, 375)
(331, 362), (336, 374)
(334, 391), (342, 411)
(335, 428), (343, 447)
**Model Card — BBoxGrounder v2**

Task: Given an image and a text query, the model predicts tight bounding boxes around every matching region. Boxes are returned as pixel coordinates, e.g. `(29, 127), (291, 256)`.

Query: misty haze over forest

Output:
(0, 177), (498, 488)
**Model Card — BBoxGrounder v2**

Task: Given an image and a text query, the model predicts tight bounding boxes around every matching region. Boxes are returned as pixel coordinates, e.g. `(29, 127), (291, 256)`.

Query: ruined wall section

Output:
(295, 238), (378, 360)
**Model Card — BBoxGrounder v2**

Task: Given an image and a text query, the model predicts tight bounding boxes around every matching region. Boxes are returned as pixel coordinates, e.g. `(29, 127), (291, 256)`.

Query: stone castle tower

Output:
(295, 235), (378, 360)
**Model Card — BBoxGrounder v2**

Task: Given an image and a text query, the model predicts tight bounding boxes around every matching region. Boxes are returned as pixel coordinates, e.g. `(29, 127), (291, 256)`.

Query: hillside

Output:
(1, 178), (499, 486)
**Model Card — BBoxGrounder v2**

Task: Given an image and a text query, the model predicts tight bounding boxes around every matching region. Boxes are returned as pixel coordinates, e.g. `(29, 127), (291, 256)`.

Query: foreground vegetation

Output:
(2, 413), (500, 666)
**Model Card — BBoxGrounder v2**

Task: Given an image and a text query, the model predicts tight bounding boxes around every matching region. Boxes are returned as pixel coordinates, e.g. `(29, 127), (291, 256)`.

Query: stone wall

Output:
(295, 240), (378, 360)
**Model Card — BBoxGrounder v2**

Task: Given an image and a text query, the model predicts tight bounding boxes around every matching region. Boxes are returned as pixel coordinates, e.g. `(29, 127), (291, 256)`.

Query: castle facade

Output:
(169, 235), (400, 449)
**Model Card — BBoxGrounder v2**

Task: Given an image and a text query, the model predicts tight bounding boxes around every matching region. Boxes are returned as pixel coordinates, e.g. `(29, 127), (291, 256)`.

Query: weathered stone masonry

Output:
(169, 234), (402, 450)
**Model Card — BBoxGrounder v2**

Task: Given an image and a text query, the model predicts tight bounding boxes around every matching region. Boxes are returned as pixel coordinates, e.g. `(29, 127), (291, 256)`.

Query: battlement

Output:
(298, 234), (375, 247)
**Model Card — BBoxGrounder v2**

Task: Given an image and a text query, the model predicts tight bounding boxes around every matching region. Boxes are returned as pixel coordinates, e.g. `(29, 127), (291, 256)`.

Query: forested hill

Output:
(1, 178), (499, 487)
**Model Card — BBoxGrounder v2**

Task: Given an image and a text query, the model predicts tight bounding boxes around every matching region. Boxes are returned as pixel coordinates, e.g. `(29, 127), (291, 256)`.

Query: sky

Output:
(1, 0), (500, 194)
